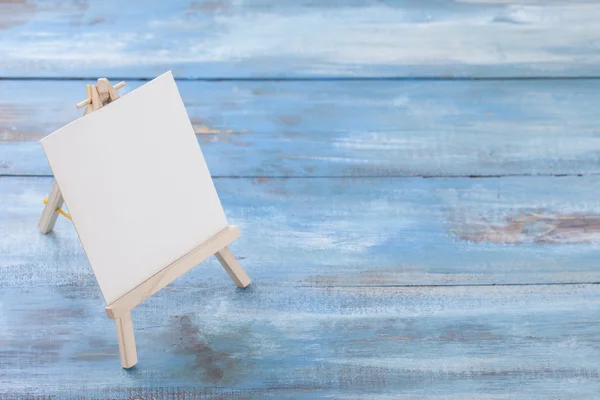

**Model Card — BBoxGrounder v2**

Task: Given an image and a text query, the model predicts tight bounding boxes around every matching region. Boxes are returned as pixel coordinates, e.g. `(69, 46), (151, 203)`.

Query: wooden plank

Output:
(3, 175), (600, 287)
(105, 226), (241, 320)
(2, 1), (600, 78)
(0, 282), (598, 397)
(3, 79), (600, 177)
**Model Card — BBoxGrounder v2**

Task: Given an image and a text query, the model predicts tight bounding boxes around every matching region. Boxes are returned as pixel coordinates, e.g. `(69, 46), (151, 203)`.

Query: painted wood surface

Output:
(0, 281), (598, 398)
(2, 1), (600, 397)
(2, 1), (600, 78)
(3, 79), (600, 177)
(3, 176), (600, 288)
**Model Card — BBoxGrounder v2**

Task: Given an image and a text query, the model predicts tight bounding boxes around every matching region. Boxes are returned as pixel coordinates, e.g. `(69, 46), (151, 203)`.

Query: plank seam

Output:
(4, 76), (600, 82)
(1, 282), (597, 289)
(296, 282), (600, 288)
(0, 174), (591, 179)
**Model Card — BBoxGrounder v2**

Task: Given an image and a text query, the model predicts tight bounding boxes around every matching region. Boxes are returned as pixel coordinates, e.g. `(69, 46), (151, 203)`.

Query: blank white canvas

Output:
(41, 71), (228, 305)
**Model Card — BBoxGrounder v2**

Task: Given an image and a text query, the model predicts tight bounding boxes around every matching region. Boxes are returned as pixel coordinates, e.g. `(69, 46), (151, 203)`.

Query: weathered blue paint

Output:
(1, 1), (599, 397)
(2, 176), (600, 290)
(2, 79), (600, 177)
(0, 280), (598, 397)
(1, 1), (600, 78)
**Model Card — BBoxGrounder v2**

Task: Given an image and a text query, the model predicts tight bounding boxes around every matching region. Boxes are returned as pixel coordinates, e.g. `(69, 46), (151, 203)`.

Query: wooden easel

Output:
(38, 79), (251, 368)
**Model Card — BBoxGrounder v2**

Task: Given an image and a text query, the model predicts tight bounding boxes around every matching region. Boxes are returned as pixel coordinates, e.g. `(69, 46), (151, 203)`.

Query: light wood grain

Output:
(78, 80), (125, 108)
(114, 311), (137, 369)
(2, 1), (600, 78)
(215, 246), (251, 288)
(37, 180), (63, 234)
(89, 83), (101, 112)
(105, 226), (241, 320)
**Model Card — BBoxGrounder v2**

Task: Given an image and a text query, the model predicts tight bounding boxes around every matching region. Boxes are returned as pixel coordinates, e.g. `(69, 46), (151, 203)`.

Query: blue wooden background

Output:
(1, 1), (600, 398)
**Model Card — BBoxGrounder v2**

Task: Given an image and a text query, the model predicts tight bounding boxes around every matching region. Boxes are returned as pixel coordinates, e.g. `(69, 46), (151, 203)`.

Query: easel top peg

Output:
(76, 80), (126, 109)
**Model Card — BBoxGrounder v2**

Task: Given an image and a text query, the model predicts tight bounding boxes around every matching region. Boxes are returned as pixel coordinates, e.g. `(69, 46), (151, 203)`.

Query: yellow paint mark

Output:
(190, 118), (244, 136)
(193, 124), (234, 135)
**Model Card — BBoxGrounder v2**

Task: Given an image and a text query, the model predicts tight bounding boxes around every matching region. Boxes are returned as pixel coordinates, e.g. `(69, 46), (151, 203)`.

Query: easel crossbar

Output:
(105, 225), (241, 320)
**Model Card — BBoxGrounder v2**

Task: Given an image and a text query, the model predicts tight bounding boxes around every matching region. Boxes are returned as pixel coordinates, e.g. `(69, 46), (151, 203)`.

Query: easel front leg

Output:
(215, 246), (251, 288)
(38, 181), (64, 234)
(114, 311), (138, 368)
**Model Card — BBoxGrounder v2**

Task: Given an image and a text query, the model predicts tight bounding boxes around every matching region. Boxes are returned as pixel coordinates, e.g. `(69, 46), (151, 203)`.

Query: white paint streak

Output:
(1, 2), (600, 75)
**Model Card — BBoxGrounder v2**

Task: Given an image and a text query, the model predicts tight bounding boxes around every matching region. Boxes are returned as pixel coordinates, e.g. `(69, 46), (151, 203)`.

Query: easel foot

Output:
(115, 311), (138, 368)
(215, 246), (251, 288)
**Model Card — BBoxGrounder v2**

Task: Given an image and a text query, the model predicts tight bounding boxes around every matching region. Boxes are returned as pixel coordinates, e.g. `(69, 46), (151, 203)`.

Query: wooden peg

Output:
(97, 78), (121, 103)
(77, 81), (125, 109)
(96, 80), (111, 104)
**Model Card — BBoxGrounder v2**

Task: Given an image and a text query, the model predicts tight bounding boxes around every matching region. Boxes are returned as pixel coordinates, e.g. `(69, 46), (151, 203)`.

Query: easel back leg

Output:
(215, 246), (251, 288)
(38, 181), (64, 234)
